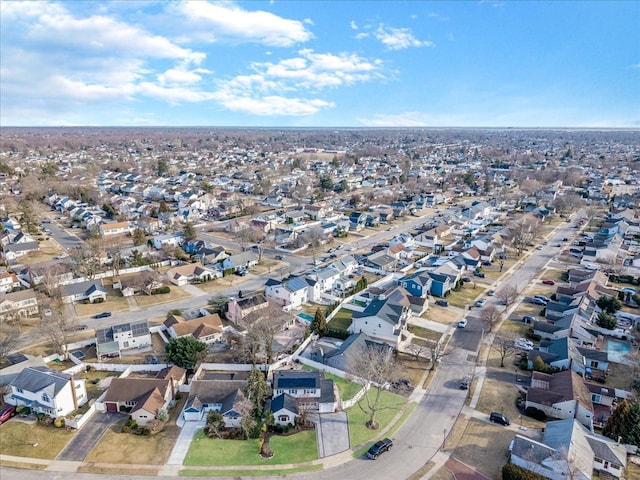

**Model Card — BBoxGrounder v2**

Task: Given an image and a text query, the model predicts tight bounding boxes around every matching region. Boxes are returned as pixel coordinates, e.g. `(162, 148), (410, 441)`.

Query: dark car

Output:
(275, 254), (284, 260)
(460, 376), (471, 390)
(0, 405), (17, 425)
(523, 315), (535, 323)
(366, 438), (393, 459)
(435, 300), (449, 307)
(473, 271), (486, 278)
(94, 311), (112, 319)
(489, 412), (510, 426)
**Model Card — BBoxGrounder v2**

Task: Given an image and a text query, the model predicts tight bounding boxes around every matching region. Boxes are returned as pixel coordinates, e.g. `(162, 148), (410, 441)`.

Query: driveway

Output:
(317, 412), (350, 458)
(56, 412), (122, 461)
(167, 420), (204, 465)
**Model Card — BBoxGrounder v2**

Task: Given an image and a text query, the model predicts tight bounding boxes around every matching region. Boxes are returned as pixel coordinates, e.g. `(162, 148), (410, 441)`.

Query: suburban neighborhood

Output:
(0, 128), (639, 480)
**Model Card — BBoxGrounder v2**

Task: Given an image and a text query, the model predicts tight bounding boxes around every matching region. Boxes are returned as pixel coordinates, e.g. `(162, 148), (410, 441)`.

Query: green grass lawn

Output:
(347, 389), (406, 449)
(327, 309), (353, 333)
(183, 429), (317, 466)
(407, 325), (442, 342)
(0, 421), (76, 459)
(324, 372), (363, 401)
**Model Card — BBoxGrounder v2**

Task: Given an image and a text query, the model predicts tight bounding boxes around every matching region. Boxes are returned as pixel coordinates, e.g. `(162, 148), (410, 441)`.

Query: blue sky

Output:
(1, 1), (638, 127)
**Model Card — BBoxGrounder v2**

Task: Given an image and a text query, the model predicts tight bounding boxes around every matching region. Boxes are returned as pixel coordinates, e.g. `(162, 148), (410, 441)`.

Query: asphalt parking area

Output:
(56, 412), (122, 461)
(317, 411), (350, 458)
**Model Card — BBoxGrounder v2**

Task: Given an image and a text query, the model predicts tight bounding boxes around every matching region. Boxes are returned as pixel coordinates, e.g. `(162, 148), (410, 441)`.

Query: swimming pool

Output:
(297, 312), (314, 323)
(605, 339), (631, 356)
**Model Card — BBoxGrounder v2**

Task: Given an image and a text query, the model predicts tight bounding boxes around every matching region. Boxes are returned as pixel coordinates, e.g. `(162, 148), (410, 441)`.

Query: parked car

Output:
(460, 376), (471, 390)
(530, 297), (547, 306)
(366, 438), (393, 459)
(94, 311), (112, 319)
(515, 339), (534, 351)
(458, 318), (468, 328)
(487, 290), (495, 296)
(489, 412), (510, 426)
(473, 271), (486, 278)
(523, 315), (535, 323)
(534, 295), (550, 303)
(0, 405), (16, 425)
(275, 254), (284, 260)
(542, 279), (555, 285)
(475, 299), (486, 307)
(435, 300), (449, 307)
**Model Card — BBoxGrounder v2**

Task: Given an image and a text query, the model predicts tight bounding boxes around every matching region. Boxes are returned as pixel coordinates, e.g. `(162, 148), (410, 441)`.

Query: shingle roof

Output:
(273, 370), (321, 390)
(10, 366), (72, 397)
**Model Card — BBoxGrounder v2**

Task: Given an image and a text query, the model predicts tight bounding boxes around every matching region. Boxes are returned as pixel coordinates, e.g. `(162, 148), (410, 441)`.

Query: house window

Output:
(42, 393), (50, 403)
(16, 387), (23, 394)
(278, 415), (289, 422)
(590, 360), (599, 368)
(123, 341), (129, 348)
(592, 394), (601, 403)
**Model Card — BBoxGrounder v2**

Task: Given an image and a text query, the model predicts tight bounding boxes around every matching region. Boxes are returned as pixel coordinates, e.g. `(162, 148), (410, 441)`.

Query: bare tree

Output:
(0, 323), (20, 362)
(39, 299), (76, 359)
(505, 215), (541, 257)
(351, 343), (399, 429)
(491, 332), (517, 368)
(479, 305), (502, 332)
(497, 284), (519, 306)
(302, 226), (324, 265)
(241, 303), (290, 364)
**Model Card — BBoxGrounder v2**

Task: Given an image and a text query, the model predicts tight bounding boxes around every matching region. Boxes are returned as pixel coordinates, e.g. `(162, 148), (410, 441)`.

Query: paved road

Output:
(56, 412), (122, 461)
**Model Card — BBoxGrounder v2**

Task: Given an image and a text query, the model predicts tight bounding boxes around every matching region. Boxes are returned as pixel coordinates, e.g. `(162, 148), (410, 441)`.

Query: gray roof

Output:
(61, 280), (105, 298)
(10, 366), (72, 397)
(270, 393), (298, 414)
(273, 370), (321, 390)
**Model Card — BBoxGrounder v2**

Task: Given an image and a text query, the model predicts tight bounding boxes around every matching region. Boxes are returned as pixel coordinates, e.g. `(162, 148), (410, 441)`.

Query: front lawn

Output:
(407, 324), (442, 343)
(84, 397), (186, 465)
(184, 429), (317, 466)
(74, 288), (130, 317)
(347, 388), (406, 448)
(324, 372), (363, 402)
(134, 286), (191, 306)
(0, 420), (75, 459)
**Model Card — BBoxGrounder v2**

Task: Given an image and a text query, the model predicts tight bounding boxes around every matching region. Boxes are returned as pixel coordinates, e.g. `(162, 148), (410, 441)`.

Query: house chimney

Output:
(170, 374), (176, 399)
(70, 374), (79, 411)
(573, 396), (579, 420)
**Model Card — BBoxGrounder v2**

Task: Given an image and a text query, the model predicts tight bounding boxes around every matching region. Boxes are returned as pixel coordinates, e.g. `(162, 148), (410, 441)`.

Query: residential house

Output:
(307, 332), (390, 375)
(269, 392), (299, 427)
(5, 366), (87, 418)
(163, 314), (223, 344)
(95, 320), (152, 360)
(0, 289), (39, 317)
(525, 369), (594, 431)
(221, 251), (258, 272)
(99, 221), (132, 237)
(350, 287), (410, 345)
(265, 276), (317, 309)
(60, 280), (107, 304)
(272, 369), (336, 414)
(509, 418), (626, 480)
(226, 293), (270, 327)
(166, 262), (217, 286)
(114, 271), (164, 297)
(150, 232), (184, 250)
(100, 371), (184, 425)
(182, 379), (249, 426)
(0, 271), (21, 293)
(399, 270), (433, 298)
(1, 241), (39, 261)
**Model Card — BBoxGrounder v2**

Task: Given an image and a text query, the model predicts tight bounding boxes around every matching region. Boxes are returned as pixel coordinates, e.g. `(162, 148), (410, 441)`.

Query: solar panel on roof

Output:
(131, 321), (148, 337)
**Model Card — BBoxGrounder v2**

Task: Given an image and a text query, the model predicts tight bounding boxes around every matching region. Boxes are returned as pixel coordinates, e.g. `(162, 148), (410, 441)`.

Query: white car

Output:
(458, 318), (468, 328)
(476, 299), (486, 307)
(515, 338), (534, 351)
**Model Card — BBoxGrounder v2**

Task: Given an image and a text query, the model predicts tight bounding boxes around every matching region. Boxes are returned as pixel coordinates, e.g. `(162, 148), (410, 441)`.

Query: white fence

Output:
(58, 262), (173, 286)
(64, 403), (97, 430)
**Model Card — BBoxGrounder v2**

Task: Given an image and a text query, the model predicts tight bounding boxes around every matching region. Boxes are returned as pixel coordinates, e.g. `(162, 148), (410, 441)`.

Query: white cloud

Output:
(374, 25), (435, 50)
(350, 20), (358, 30)
(216, 94), (333, 116)
(157, 66), (212, 86)
(172, 1), (312, 47)
(358, 112), (430, 127)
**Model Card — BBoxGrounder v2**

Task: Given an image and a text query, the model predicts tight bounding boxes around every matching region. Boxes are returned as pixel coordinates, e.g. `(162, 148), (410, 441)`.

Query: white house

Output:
(5, 366), (87, 418)
(60, 280), (107, 304)
(99, 221), (132, 237)
(221, 251), (258, 272)
(150, 232), (184, 250)
(163, 314), (223, 344)
(272, 370), (335, 414)
(350, 287), (410, 345)
(0, 271), (21, 293)
(264, 276), (313, 309)
(182, 379), (249, 427)
(0, 289), (39, 317)
(95, 320), (151, 360)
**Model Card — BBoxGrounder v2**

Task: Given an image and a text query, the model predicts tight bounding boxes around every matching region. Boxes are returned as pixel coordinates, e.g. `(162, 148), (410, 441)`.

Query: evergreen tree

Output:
(602, 399), (640, 448)
(165, 337), (206, 370)
(310, 308), (327, 336)
(183, 221), (196, 239)
(245, 366), (269, 416)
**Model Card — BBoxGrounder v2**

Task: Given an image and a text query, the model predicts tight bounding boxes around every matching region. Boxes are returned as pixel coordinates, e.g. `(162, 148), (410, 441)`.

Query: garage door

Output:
(106, 402), (118, 412)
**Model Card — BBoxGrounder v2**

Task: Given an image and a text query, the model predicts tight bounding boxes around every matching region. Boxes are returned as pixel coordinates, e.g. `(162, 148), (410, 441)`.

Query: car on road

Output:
(534, 295), (551, 303)
(487, 290), (495, 296)
(366, 438), (393, 459)
(236, 268), (248, 276)
(473, 271), (486, 278)
(536, 245), (544, 250)
(542, 279), (555, 285)
(94, 311), (112, 319)
(460, 376), (471, 390)
(435, 300), (449, 307)
(523, 315), (535, 323)
(530, 297), (547, 306)
(489, 412), (510, 426)
(275, 254), (284, 260)
(475, 299), (486, 307)
(0, 405), (17, 425)
(458, 318), (468, 328)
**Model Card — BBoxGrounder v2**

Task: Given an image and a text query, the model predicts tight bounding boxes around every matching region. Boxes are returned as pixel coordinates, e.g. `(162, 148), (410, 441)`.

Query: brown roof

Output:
(103, 378), (170, 403)
(169, 314), (223, 339)
(131, 386), (165, 415)
(527, 370), (593, 411)
(155, 366), (187, 382)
